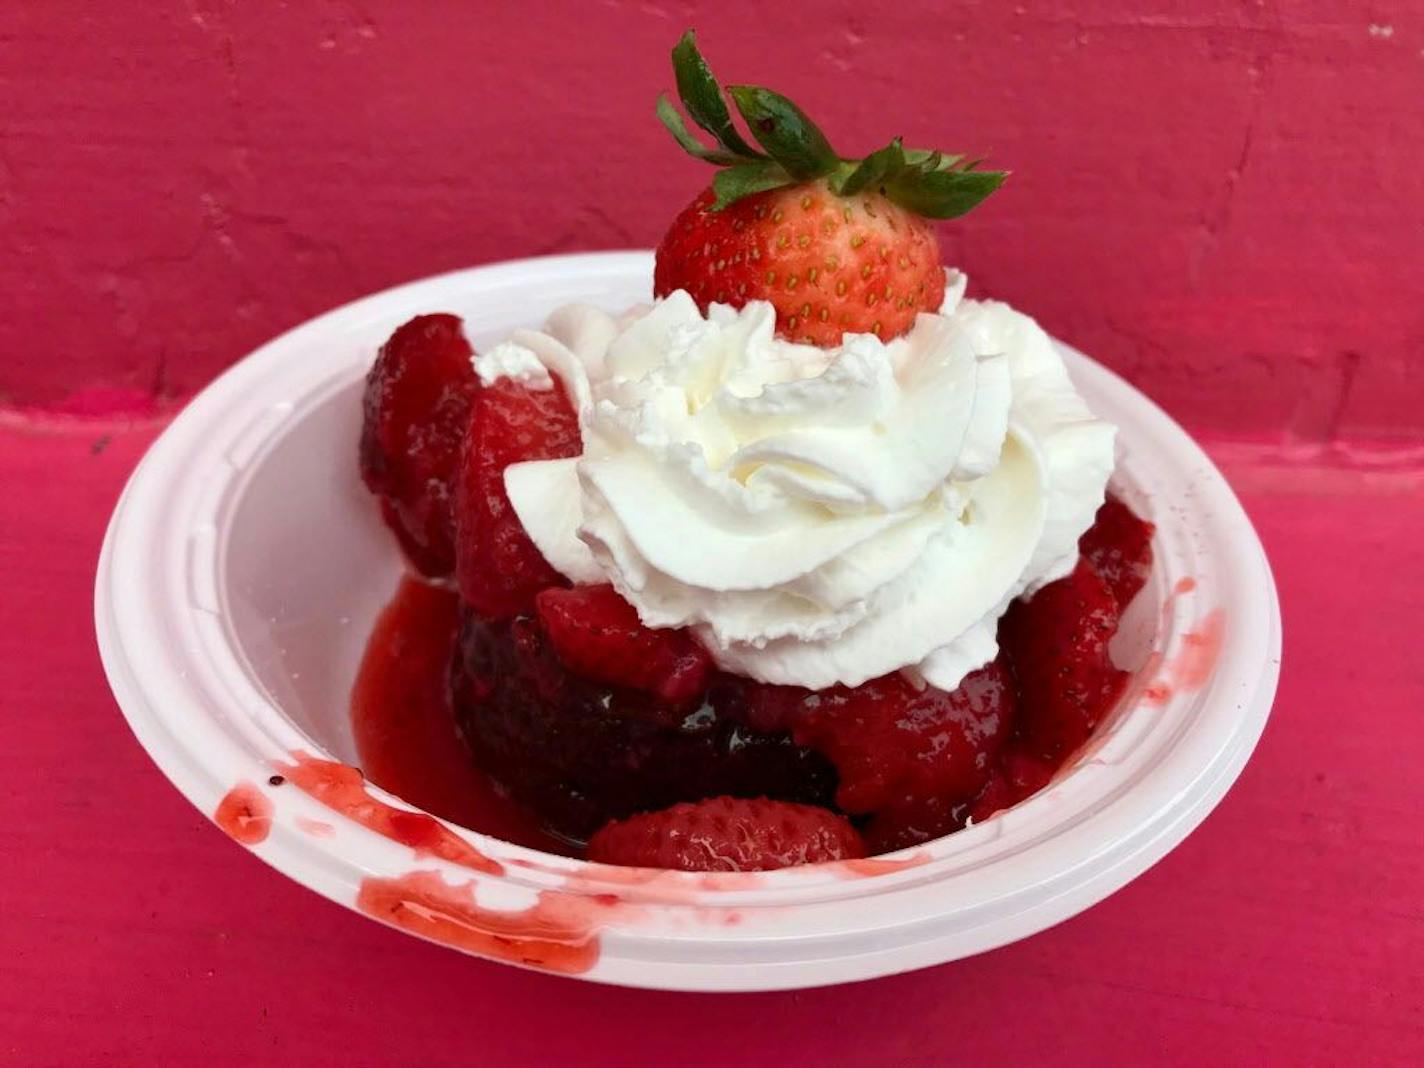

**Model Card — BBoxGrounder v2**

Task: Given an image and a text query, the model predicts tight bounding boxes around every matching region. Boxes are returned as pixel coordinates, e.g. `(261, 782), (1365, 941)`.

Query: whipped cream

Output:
(473, 342), (554, 390)
(492, 273), (1115, 692)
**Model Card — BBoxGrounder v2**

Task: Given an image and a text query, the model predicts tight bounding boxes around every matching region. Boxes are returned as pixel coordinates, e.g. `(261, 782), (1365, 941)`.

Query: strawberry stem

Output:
(659, 30), (1008, 217)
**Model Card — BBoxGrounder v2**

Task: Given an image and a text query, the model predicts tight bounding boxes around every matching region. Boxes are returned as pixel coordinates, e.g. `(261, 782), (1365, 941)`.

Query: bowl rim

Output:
(95, 250), (1281, 991)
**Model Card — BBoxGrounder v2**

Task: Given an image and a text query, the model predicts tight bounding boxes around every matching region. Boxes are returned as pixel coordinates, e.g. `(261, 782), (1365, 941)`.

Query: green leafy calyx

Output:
(657, 30), (1008, 215)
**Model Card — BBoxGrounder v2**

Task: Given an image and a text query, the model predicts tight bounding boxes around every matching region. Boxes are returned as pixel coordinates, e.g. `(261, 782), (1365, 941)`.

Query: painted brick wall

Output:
(2, 1), (1420, 443)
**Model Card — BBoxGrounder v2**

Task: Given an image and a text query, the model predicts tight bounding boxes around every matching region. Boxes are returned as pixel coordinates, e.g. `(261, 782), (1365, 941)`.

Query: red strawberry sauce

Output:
(273, 751), (506, 876)
(349, 576), (574, 857)
(356, 870), (606, 975)
(214, 782), (273, 845)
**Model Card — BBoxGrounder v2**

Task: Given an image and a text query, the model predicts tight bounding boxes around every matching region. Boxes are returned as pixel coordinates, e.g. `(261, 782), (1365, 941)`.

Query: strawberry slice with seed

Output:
(534, 584), (712, 704)
(587, 795), (864, 871)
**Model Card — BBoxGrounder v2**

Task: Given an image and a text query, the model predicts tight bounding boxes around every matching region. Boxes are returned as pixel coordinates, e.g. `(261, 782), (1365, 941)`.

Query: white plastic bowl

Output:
(95, 251), (1280, 991)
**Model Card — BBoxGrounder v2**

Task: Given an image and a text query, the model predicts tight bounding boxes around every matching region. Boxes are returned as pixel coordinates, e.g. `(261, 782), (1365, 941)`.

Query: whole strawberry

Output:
(653, 31), (1006, 346)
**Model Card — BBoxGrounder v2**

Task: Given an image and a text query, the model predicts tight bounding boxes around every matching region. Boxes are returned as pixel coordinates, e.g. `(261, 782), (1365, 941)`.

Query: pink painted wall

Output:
(3, 2), (1420, 443)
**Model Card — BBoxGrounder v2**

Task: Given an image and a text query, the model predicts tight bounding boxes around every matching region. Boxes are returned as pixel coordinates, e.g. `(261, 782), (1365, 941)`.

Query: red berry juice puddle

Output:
(349, 577), (571, 856)
(271, 751), (505, 877)
(214, 781), (273, 845)
(356, 870), (610, 974)
(217, 755), (627, 974)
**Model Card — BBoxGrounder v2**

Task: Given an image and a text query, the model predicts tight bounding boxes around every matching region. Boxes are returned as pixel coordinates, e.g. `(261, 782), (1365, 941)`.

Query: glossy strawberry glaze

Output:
(349, 575), (574, 857)
(273, 750), (506, 875)
(355, 870), (608, 975)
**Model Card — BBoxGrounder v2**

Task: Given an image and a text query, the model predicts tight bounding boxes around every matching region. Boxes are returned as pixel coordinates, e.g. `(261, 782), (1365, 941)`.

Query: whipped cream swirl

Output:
(484, 273), (1115, 692)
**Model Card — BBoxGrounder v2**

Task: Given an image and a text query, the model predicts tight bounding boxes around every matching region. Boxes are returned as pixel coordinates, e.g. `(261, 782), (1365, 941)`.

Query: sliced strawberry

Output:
(862, 793), (970, 855)
(586, 795), (864, 872)
(967, 744), (1059, 824)
(743, 660), (1014, 849)
(1079, 495), (1155, 608)
(454, 377), (581, 618)
(1000, 560), (1128, 761)
(534, 585), (712, 705)
(359, 314), (479, 578)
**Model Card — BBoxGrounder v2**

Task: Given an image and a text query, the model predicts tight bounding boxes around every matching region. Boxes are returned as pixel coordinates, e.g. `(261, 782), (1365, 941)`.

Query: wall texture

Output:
(2, 1), (1420, 444)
